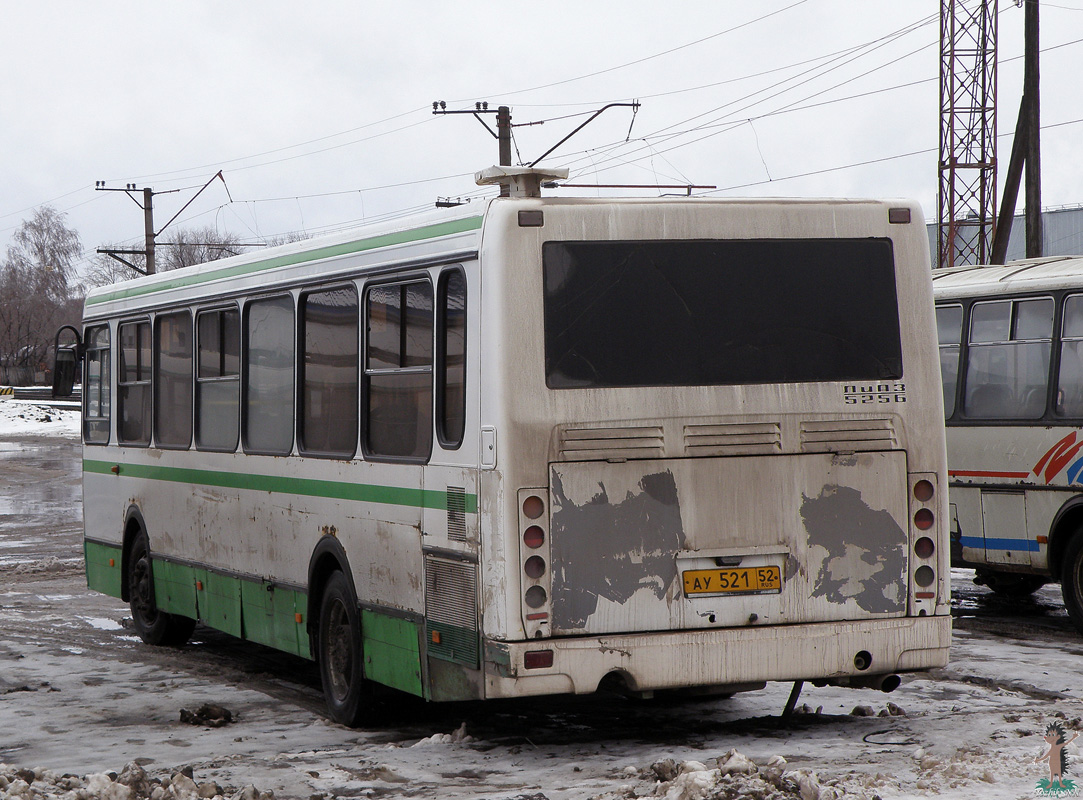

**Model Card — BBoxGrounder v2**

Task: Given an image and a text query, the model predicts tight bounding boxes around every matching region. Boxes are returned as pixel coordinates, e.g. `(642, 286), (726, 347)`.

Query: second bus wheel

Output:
(1062, 534), (1083, 635)
(317, 571), (372, 727)
(127, 531), (196, 646)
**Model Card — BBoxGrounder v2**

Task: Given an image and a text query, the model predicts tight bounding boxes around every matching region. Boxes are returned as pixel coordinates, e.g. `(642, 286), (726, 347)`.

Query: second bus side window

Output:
(83, 325), (111, 444)
(935, 304), (962, 419)
(964, 297), (1053, 419)
(364, 281), (433, 460)
(197, 308), (240, 451)
(118, 320), (152, 445)
(300, 287), (359, 457)
(244, 296), (295, 455)
(155, 311), (193, 448)
(1058, 295), (1083, 417)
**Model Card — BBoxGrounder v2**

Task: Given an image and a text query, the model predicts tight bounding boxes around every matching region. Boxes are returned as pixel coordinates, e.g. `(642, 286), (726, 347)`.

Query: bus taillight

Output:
(913, 479), (935, 502)
(914, 536), (935, 559)
(519, 489), (552, 638)
(914, 508), (935, 530)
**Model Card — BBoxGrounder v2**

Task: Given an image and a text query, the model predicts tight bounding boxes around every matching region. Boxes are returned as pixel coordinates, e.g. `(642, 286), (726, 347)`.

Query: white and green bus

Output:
(60, 172), (949, 725)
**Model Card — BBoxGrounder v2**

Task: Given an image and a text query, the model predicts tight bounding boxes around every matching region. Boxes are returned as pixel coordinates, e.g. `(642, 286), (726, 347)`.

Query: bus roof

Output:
(84, 193), (922, 317)
(931, 255), (1083, 298)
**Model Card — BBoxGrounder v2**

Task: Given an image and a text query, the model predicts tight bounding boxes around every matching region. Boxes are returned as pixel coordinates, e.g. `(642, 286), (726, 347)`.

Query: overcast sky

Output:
(2, 1), (1081, 279)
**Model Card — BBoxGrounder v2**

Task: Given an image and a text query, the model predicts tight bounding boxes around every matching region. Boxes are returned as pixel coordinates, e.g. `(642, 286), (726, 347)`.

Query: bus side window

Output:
(935, 304), (963, 418)
(364, 280), (433, 460)
(299, 286), (359, 457)
(155, 311), (193, 449)
(436, 269), (466, 449)
(83, 325), (110, 444)
(118, 320), (152, 445)
(964, 297), (1053, 420)
(196, 308), (240, 451)
(1057, 294), (1083, 417)
(244, 296), (295, 455)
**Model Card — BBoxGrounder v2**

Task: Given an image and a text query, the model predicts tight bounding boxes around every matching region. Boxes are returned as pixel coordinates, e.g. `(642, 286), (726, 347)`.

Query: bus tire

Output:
(1061, 534), (1083, 634)
(317, 571), (371, 727)
(128, 531), (196, 647)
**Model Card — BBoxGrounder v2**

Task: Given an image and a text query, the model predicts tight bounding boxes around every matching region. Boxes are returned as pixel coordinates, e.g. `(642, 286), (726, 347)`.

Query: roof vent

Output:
(475, 166), (569, 198)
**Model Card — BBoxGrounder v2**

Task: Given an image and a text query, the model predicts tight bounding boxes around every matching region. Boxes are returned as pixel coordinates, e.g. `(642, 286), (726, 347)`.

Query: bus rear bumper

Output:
(482, 615), (950, 699)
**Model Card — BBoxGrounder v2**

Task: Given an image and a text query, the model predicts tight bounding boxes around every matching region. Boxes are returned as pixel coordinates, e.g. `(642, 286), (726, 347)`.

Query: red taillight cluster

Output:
(519, 490), (551, 638)
(910, 475), (938, 607)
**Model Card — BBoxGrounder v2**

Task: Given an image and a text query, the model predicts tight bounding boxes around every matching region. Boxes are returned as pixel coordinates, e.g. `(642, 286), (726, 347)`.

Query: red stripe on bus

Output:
(948, 469), (1031, 479)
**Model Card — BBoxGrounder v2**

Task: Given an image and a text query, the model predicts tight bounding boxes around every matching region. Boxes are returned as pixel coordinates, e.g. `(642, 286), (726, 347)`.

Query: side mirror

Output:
(52, 348), (78, 398)
(52, 324), (83, 399)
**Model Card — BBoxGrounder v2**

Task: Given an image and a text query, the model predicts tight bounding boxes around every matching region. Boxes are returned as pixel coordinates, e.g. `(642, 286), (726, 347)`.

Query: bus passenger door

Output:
(979, 490), (1032, 566)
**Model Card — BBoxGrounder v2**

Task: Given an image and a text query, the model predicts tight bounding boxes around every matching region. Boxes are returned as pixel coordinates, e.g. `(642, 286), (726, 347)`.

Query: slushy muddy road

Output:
(3, 432), (1083, 800)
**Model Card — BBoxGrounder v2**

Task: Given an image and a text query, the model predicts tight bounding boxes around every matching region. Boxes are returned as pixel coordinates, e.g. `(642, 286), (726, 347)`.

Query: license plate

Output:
(682, 565), (782, 596)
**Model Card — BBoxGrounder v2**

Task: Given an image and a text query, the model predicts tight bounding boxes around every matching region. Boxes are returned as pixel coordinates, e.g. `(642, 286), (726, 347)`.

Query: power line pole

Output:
(96, 171), (231, 276)
(143, 187), (156, 274)
(990, 0), (1042, 263)
(1024, 0), (1042, 258)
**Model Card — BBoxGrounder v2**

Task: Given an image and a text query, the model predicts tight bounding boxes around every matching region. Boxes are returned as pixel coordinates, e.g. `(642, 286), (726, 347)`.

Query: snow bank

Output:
(630, 751), (881, 800)
(0, 762), (276, 800)
(0, 396), (79, 437)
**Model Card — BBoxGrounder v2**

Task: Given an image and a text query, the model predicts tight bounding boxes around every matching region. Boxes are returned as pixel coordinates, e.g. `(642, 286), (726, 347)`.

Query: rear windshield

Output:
(543, 239), (903, 389)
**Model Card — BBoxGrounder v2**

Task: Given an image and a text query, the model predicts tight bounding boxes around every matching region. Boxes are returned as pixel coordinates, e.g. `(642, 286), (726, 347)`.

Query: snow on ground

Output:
(0, 395), (79, 438)
(4, 436), (1083, 799)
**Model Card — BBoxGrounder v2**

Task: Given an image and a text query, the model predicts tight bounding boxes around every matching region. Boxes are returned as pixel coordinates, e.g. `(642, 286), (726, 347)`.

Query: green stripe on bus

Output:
(85, 215), (485, 306)
(83, 459), (478, 513)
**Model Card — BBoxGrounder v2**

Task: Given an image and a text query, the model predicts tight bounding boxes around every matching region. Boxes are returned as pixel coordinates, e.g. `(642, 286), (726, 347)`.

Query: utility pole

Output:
(433, 102), (513, 196)
(96, 171), (230, 276)
(991, 0), (1042, 262)
(143, 187), (156, 274)
(1024, 0), (1042, 257)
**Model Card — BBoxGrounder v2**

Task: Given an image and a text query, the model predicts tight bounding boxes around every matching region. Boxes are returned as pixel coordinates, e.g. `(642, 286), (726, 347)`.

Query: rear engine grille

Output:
(800, 418), (897, 452)
(683, 422), (781, 456)
(425, 556), (479, 667)
(558, 424), (665, 461)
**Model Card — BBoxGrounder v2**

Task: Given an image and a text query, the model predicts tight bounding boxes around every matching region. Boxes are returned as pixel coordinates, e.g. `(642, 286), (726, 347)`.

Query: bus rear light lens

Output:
(913, 480), (935, 502)
(914, 565), (935, 587)
(914, 536), (935, 559)
(914, 508), (935, 530)
(524, 555), (546, 579)
(523, 495), (545, 520)
(525, 585), (547, 608)
(523, 525), (545, 548)
(524, 650), (554, 669)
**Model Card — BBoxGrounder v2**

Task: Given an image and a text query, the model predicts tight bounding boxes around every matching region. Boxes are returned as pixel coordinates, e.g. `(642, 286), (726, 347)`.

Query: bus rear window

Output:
(543, 239), (903, 388)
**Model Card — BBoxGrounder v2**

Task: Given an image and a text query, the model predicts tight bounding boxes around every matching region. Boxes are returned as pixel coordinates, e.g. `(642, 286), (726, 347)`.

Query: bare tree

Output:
(0, 207), (83, 383)
(158, 226), (248, 271)
(83, 245), (145, 288)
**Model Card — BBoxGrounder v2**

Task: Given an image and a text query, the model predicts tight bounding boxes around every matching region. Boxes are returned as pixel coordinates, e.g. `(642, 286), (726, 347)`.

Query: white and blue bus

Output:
(60, 172), (949, 725)
(934, 256), (1083, 631)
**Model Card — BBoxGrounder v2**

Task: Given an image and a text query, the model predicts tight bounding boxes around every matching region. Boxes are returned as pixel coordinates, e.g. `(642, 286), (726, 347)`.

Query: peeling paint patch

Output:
(801, 484), (905, 614)
(550, 469), (686, 631)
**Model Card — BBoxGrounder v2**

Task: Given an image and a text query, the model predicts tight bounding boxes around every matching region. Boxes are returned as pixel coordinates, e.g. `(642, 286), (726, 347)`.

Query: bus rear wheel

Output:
(128, 531), (196, 647)
(1062, 535), (1083, 634)
(317, 571), (371, 727)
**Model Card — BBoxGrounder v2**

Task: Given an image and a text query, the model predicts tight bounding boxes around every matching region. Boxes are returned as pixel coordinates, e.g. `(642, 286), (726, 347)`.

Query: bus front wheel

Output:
(317, 571), (371, 727)
(128, 531), (196, 646)
(1061, 534), (1083, 634)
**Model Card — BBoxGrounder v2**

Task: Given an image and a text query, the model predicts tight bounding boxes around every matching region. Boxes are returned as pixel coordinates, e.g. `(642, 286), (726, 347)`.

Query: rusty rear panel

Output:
(548, 452), (909, 636)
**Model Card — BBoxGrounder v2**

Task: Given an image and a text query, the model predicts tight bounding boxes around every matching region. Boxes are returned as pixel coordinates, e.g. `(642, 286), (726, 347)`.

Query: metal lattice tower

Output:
(938, 0), (998, 269)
